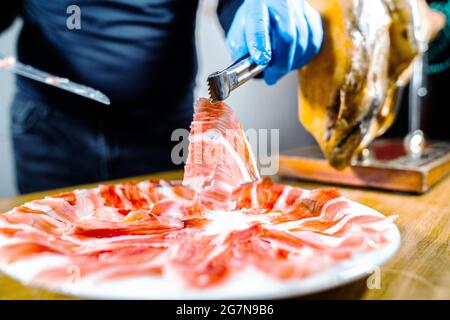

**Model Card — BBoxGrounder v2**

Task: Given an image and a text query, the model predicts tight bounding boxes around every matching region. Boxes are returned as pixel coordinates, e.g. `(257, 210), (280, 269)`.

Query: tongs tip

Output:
(207, 71), (230, 103)
(206, 53), (267, 104)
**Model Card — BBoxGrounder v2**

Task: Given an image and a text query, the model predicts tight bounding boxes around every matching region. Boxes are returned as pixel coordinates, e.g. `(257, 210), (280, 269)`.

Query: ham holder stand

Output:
(279, 55), (450, 194)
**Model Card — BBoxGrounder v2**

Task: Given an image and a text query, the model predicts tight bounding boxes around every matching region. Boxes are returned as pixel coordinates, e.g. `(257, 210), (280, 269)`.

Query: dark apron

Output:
(11, 92), (192, 194)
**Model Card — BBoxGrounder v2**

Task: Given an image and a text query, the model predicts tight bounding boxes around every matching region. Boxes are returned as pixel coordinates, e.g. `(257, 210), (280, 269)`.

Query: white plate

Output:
(0, 201), (400, 300)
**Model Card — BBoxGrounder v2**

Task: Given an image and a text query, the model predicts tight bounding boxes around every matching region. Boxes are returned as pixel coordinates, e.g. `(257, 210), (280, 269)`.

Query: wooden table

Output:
(0, 171), (449, 300)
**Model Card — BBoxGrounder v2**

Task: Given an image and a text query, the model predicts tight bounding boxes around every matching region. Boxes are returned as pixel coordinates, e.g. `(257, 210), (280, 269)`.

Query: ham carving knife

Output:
(0, 53), (110, 105)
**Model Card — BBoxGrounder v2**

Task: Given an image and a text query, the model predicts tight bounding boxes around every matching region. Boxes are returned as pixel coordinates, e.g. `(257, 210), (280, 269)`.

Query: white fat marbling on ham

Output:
(0, 98), (397, 290)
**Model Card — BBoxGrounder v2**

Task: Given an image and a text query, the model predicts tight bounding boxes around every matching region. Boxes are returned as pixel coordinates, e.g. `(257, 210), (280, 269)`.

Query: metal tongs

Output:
(207, 54), (268, 102)
(0, 53), (110, 105)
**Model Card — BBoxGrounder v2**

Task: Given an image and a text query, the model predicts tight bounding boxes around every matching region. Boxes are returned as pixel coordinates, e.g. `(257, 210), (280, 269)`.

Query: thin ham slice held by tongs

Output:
(0, 53), (110, 105)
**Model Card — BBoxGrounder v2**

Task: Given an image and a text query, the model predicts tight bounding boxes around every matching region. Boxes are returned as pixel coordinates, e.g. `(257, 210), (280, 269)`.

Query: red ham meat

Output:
(0, 98), (397, 290)
(183, 98), (260, 209)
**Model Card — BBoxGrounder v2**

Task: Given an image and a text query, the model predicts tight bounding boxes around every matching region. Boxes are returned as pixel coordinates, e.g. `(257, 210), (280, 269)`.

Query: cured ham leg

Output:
(299, 0), (444, 169)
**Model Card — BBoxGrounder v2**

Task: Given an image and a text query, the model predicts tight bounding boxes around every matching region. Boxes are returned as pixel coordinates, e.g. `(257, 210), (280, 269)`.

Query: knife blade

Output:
(0, 53), (110, 106)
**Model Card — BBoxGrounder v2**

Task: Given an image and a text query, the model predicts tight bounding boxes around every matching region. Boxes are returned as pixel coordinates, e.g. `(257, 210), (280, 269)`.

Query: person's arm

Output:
(217, 0), (244, 35)
(0, 3), (21, 33)
(427, 0), (450, 74)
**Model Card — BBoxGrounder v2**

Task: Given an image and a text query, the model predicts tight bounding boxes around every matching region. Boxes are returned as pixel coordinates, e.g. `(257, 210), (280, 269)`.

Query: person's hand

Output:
(227, 0), (323, 85)
(418, 0), (446, 42)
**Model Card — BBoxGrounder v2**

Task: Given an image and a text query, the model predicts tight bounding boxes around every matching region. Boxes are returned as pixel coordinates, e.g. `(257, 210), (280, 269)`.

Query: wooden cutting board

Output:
(278, 141), (450, 193)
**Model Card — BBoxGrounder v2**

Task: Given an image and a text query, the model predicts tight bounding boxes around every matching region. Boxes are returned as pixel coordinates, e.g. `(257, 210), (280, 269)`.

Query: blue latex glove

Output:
(227, 0), (323, 85)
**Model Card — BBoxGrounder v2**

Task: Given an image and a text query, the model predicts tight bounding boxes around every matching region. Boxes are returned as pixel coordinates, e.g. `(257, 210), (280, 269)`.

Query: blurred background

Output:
(0, 0), (314, 197)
